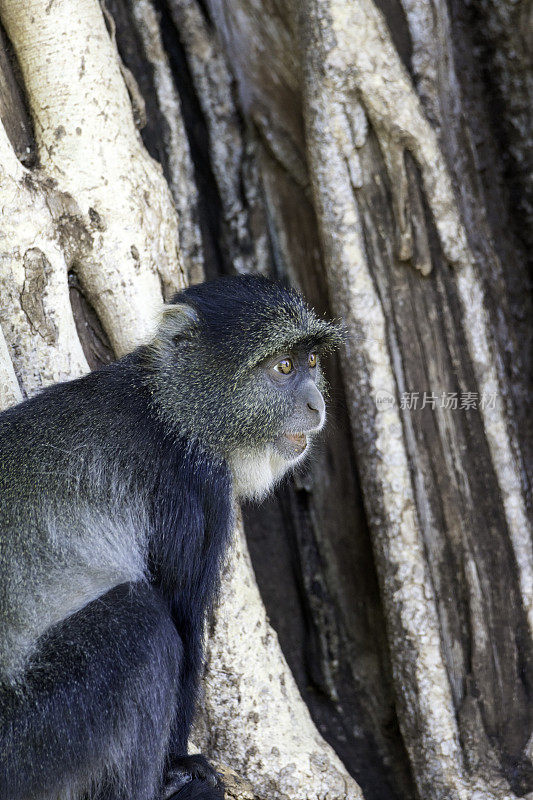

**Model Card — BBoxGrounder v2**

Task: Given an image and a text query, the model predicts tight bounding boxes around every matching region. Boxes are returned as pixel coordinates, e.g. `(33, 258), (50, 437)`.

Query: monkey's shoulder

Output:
(0, 354), (232, 512)
(0, 355), (145, 449)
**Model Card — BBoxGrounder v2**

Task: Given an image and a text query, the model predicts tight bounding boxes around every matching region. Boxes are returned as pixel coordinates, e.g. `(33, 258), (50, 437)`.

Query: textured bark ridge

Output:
(0, 1), (531, 799)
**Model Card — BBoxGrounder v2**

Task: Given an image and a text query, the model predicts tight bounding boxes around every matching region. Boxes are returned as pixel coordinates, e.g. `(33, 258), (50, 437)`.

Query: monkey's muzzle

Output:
(273, 432), (308, 459)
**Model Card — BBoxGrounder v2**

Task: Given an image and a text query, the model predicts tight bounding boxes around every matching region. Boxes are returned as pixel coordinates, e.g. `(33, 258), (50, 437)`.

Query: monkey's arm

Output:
(147, 443), (233, 760)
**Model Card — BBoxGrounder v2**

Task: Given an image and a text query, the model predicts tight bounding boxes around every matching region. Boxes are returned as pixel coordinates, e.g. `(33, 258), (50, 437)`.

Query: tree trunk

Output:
(0, 1), (531, 799)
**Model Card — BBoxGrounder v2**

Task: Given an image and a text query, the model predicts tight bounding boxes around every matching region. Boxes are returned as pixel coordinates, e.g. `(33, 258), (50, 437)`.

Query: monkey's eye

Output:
(274, 358), (293, 375)
(308, 353), (317, 368)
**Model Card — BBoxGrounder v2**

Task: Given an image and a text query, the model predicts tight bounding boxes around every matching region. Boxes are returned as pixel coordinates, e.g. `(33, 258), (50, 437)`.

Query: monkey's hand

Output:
(163, 754), (224, 799)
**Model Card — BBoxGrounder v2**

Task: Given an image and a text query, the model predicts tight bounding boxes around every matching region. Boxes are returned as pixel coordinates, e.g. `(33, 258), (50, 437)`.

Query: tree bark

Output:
(0, 1), (531, 799)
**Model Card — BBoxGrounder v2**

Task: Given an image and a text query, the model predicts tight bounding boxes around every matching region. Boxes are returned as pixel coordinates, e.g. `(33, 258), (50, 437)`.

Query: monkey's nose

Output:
(306, 384), (325, 426)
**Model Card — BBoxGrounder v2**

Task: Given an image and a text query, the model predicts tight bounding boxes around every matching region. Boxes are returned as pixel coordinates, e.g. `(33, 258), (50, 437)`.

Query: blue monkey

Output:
(0, 275), (341, 800)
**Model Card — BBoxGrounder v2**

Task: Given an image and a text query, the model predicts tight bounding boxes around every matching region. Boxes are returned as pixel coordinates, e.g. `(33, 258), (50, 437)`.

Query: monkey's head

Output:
(146, 275), (343, 499)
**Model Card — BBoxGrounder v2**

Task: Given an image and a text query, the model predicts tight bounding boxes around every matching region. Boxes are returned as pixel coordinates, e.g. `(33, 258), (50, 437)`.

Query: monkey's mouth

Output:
(285, 433), (307, 453)
(273, 432), (308, 459)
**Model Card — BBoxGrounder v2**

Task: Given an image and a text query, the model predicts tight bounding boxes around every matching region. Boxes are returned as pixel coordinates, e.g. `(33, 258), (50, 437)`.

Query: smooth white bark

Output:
(199, 522), (363, 800)
(0, 0), (185, 357)
(0, 119), (89, 394)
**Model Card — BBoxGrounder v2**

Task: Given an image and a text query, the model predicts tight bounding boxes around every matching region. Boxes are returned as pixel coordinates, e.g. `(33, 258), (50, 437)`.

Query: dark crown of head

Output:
(172, 275), (343, 369)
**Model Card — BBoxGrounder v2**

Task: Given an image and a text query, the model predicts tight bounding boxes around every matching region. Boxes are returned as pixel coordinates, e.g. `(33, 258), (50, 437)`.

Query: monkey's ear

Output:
(159, 303), (200, 344)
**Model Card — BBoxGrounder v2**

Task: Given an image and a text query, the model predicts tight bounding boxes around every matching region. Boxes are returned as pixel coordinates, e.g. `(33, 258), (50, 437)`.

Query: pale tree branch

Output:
(0, 323), (22, 408)
(0, 115), (89, 394)
(0, 0), (185, 356)
(198, 521), (363, 800)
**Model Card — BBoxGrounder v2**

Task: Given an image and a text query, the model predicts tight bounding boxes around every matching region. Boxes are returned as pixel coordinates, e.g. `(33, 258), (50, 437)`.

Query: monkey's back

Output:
(0, 357), (159, 680)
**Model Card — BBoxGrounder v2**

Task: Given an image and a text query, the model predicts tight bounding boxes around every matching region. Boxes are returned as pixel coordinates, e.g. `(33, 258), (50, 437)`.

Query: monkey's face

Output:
(225, 345), (328, 499)
(255, 346), (325, 456)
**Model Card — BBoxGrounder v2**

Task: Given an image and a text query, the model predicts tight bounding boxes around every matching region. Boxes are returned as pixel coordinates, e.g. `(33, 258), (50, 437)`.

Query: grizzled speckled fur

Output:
(0, 275), (341, 800)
